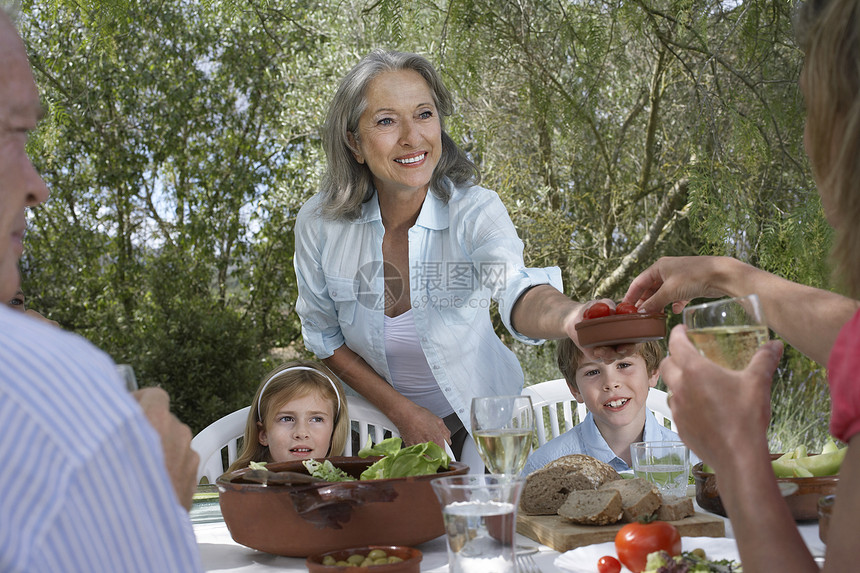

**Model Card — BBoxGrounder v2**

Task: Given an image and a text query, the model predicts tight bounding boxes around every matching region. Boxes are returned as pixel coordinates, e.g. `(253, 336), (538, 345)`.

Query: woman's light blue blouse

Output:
(294, 179), (562, 427)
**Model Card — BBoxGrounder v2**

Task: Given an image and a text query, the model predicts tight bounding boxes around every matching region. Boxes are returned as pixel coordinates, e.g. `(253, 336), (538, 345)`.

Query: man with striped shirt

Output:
(0, 6), (202, 572)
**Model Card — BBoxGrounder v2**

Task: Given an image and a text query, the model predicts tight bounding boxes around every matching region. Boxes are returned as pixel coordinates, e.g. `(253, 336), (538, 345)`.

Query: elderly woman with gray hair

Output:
(294, 49), (622, 460)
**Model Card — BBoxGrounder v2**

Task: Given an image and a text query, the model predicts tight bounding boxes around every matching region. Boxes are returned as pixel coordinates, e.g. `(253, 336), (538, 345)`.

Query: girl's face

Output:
(258, 390), (336, 462)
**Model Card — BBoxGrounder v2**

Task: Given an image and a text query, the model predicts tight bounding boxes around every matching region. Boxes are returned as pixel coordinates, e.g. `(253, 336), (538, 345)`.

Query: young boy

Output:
(522, 338), (694, 475)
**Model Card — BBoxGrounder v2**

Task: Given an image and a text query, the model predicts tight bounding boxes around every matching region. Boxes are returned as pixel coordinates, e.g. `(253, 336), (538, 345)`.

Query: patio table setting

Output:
(191, 485), (826, 572)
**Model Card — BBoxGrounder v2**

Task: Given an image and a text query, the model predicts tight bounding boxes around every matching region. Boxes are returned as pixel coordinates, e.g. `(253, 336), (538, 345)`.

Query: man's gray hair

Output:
(318, 49), (480, 220)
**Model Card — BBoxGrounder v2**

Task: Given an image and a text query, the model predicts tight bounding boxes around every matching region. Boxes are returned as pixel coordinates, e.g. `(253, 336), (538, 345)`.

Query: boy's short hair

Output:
(556, 338), (665, 390)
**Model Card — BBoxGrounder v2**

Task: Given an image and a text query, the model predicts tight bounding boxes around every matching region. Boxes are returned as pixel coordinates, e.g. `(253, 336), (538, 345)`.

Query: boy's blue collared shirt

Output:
(521, 409), (699, 475)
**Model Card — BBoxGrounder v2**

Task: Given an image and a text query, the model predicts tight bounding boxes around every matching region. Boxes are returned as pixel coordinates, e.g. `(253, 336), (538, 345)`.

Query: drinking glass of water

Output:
(431, 474), (525, 573)
(630, 441), (690, 498)
(682, 293), (768, 370)
(470, 395), (535, 477)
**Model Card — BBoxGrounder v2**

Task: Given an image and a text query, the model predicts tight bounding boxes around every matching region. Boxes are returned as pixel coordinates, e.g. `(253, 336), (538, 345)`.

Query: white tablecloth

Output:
(193, 520), (560, 572)
(192, 502), (824, 572)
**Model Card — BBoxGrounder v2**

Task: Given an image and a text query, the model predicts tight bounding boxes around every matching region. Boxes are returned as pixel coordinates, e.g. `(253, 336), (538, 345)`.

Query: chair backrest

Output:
(190, 395), (475, 482)
(522, 378), (581, 446)
(522, 379), (675, 446)
(343, 395), (479, 471)
(644, 387), (673, 429)
(191, 406), (250, 484)
(343, 394), (401, 455)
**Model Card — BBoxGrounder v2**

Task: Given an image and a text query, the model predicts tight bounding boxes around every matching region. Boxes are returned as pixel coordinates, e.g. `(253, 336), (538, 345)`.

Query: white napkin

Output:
(554, 536), (740, 573)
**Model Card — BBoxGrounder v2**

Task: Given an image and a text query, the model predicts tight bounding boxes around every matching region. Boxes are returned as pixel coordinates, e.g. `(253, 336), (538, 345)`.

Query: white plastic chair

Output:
(344, 395), (482, 472)
(343, 394), (401, 456)
(522, 378), (580, 446)
(190, 396), (480, 482)
(191, 406), (250, 484)
(522, 379), (675, 446)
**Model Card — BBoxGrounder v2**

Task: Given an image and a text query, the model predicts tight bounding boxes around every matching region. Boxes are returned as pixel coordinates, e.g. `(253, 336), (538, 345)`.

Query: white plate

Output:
(554, 536), (740, 573)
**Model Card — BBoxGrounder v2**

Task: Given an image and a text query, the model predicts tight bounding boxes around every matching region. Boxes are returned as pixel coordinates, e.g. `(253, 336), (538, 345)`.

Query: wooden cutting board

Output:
(517, 511), (726, 552)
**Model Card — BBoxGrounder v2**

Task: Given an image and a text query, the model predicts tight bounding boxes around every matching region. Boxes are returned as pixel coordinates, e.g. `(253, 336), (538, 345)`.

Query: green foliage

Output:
(769, 358), (833, 453)
(18, 0), (835, 438)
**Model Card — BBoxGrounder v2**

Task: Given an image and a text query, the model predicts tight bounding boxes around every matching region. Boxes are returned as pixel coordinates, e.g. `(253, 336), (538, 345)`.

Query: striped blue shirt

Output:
(0, 307), (202, 572)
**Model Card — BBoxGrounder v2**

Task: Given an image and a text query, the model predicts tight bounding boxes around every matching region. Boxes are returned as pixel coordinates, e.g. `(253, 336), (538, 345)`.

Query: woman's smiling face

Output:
(349, 69), (442, 198)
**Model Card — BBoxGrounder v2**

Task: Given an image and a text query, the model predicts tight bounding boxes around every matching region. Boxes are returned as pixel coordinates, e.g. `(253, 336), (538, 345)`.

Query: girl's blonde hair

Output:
(226, 360), (350, 474)
(796, 0), (860, 296)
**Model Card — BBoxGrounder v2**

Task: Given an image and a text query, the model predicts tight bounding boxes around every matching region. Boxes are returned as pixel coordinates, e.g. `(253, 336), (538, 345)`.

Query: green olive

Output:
(691, 548), (707, 559)
(387, 556), (404, 564)
(322, 555), (337, 566)
(346, 554), (366, 565)
(367, 549), (388, 560)
(334, 560), (351, 567)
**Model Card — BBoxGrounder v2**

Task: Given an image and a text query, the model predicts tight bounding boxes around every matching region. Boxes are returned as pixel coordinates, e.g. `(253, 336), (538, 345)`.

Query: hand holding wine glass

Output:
(470, 395), (535, 477)
(682, 294), (768, 370)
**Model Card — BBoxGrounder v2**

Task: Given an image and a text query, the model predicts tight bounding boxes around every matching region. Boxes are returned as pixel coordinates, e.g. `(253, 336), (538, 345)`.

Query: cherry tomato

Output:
(583, 302), (612, 319)
(597, 555), (622, 573)
(614, 520), (682, 573)
(615, 302), (638, 315)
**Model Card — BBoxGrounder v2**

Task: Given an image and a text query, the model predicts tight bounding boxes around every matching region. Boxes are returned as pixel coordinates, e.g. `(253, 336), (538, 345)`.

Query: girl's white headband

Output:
(257, 366), (342, 423)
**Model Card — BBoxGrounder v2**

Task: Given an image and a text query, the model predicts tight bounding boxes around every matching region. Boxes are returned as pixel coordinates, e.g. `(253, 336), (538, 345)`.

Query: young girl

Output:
(227, 361), (350, 473)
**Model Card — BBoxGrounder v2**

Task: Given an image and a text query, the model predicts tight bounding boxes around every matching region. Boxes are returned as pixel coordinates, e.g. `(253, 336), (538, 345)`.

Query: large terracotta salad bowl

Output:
(216, 456), (468, 557)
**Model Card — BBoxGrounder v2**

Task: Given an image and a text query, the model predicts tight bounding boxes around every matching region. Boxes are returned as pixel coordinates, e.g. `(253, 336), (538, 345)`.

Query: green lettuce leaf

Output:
(358, 437), (450, 480)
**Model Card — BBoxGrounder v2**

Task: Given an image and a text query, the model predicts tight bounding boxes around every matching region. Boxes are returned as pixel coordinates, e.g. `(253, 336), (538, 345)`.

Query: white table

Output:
(193, 519), (560, 572)
(192, 500), (825, 572)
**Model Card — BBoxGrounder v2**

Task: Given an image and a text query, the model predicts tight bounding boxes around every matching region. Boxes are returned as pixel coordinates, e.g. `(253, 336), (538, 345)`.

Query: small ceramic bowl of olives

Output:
(306, 545), (422, 573)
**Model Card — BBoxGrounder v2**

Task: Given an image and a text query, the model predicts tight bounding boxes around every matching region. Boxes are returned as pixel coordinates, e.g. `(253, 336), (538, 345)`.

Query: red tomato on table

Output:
(614, 520), (682, 573)
(597, 555), (622, 573)
(583, 302), (612, 319)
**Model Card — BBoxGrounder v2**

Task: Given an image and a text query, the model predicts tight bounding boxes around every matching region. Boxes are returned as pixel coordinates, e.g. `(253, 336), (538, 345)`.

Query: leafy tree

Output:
(19, 0), (832, 444)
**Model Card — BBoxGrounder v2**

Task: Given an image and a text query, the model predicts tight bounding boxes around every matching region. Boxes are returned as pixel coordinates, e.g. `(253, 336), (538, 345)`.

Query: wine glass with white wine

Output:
(682, 294), (768, 370)
(470, 395), (535, 477)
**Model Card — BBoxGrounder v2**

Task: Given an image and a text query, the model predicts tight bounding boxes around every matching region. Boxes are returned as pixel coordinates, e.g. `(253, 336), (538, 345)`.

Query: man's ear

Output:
(347, 132), (364, 164)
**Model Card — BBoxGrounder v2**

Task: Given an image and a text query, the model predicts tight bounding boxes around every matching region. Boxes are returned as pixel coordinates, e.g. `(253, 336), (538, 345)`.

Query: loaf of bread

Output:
(519, 454), (622, 515)
(598, 477), (662, 522)
(557, 489), (624, 525)
(657, 495), (695, 521)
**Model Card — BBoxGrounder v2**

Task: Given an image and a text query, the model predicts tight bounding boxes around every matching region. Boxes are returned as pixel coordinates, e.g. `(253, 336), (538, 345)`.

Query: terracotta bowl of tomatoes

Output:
(693, 460), (838, 521)
(576, 303), (666, 348)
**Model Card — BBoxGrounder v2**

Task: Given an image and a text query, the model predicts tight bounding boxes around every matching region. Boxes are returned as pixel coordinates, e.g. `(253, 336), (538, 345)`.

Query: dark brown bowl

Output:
(216, 457), (468, 557)
(693, 458), (839, 521)
(306, 545), (422, 573)
(575, 313), (667, 348)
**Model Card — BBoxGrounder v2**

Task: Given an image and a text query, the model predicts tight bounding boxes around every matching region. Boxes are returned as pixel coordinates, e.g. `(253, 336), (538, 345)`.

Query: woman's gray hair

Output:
(319, 49), (480, 220)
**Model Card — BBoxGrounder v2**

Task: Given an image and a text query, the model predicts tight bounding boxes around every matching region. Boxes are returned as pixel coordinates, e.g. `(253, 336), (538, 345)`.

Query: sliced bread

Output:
(598, 477), (662, 522)
(657, 495), (695, 521)
(520, 454), (622, 515)
(557, 489), (623, 525)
